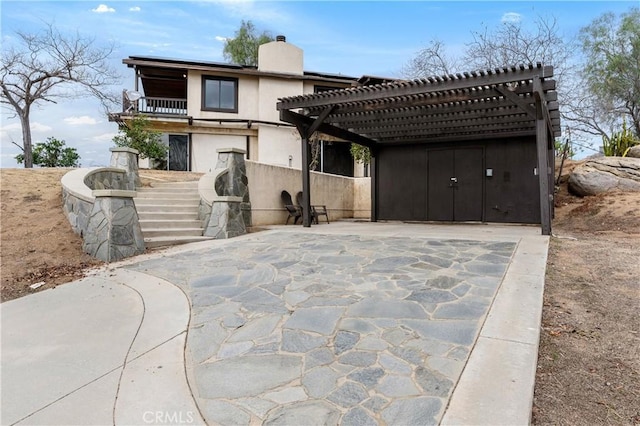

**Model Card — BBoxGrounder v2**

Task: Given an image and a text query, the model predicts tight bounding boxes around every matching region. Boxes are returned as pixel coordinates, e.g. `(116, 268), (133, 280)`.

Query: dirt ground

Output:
(1, 164), (639, 423)
(0, 168), (202, 302)
(532, 161), (640, 425)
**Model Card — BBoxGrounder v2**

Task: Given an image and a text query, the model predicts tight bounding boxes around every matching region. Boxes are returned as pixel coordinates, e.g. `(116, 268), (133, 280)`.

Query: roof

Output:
(277, 63), (561, 146)
(123, 56), (359, 85)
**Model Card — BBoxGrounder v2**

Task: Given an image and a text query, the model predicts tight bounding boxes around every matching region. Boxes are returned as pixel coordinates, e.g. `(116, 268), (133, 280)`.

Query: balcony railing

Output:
(125, 95), (187, 116)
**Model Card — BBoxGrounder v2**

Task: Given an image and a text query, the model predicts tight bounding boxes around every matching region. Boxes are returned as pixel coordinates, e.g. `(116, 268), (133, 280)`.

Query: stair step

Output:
(144, 236), (213, 249)
(138, 212), (199, 221)
(136, 192), (200, 200)
(135, 204), (199, 213)
(135, 198), (200, 205)
(142, 228), (204, 237)
(149, 181), (199, 187)
(133, 180), (205, 247)
(137, 187), (199, 194)
(139, 219), (203, 229)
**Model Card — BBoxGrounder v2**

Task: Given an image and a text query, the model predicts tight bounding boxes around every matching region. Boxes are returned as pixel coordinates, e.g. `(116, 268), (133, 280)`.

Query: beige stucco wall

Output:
(258, 77), (303, 123)
(191, 134), (246, 173)
(245, 160), (364, 226)
(256, 126), (302, 169)
(258, 40), (303, 75)
(354, 177), (372, 219)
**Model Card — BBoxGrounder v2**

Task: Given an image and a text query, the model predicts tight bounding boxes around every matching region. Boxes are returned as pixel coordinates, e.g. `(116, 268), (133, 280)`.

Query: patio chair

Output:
(296, 191), (330, 224)
(281, 190), (302, 225)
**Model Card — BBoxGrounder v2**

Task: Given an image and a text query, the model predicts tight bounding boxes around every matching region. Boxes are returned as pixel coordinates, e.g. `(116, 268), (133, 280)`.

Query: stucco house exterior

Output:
(110, 36), (376, 176)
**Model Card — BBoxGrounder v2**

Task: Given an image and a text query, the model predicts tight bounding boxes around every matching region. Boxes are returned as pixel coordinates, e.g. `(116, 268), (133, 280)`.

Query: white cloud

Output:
(92, 4), (115, 13)
(129, 6), (141, 12)
(32, 122), (54, 133)
(64, 116), (98, 126)
(215, 36), (228, 42)
(91, 132), (117, 142)
(0, 123), (21, 132)
(1, 122), (52, 133)
(501, 12), (522, 24)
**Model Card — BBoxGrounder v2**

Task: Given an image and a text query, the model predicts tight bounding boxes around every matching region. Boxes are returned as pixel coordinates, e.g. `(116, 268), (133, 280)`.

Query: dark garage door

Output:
(428, 148), (483, 221)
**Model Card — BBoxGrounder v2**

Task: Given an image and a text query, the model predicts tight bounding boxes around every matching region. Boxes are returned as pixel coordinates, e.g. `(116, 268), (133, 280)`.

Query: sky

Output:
(1, 0), (637, 168)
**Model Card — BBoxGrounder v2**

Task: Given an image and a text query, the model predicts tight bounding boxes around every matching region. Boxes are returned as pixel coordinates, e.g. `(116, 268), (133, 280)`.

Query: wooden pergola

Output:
(277, 63), (560, 235)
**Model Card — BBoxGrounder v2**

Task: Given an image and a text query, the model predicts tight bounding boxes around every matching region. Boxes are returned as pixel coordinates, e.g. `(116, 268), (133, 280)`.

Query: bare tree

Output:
(401, 39), (459, 78)
(1, 23), (120, 168)
(402, 11), (640, 145)
(464, 16), (572, 83)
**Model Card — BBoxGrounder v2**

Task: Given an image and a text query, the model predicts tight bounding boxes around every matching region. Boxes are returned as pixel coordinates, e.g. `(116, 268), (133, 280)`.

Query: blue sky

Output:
(1, 0), (637, 168)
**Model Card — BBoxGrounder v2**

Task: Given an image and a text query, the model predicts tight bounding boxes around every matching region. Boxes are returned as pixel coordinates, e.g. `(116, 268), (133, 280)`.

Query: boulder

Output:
(568, 157), (640, 196)
(627, 145), (640, 158)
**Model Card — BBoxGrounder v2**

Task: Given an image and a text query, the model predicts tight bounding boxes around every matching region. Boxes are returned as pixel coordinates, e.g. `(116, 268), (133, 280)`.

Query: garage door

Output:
(427, 148), (483, 221)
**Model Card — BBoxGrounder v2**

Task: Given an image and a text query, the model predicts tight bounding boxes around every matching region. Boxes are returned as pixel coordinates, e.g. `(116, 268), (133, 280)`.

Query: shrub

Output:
(15, 137), (80, 167)
(602, 120), (640, 156)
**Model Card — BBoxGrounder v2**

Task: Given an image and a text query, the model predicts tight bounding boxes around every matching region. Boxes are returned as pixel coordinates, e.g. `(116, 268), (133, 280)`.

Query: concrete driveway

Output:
(1, 222), (548, 425)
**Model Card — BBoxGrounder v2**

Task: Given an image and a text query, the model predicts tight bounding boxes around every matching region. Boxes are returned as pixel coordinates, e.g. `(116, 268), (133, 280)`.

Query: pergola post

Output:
(370, 148), (378, 222)
(301, 134), (312, 227)
(534, 77), (552, 236)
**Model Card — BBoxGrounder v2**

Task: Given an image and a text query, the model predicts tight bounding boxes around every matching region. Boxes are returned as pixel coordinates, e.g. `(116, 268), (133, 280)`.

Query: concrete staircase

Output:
(135, 181), (212, 249)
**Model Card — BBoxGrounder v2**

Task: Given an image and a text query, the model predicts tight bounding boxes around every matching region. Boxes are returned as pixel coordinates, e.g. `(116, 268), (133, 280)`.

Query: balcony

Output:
(124, 93), (187, 116)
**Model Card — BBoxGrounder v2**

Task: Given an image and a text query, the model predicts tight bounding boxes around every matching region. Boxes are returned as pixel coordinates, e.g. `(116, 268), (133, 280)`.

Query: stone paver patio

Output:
(126, 228), (518, 425)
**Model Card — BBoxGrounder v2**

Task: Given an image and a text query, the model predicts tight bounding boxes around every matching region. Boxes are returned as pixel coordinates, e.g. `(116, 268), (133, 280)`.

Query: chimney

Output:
(258, 35), (303, 74)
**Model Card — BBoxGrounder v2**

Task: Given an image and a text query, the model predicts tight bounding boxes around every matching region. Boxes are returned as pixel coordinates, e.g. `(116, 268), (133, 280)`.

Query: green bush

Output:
(602, 120), (639, 156)
(350, 143), (371, 165)
(112, 115), (167, 165)
(15, 137), (80, 167)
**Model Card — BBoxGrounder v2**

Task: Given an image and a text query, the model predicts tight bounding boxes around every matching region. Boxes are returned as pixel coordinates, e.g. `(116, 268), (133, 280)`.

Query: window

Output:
(202, 76), (238, 112)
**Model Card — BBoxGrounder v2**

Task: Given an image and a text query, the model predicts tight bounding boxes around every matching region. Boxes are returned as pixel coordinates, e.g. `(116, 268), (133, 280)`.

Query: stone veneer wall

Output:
(82, 190), (145, 262)
(62, 168), (99, 236)
(84, 168), (130, 191)
(110, 147), (140, 189)
(61, 148), (145, 262)
(201, 148), (251, 239)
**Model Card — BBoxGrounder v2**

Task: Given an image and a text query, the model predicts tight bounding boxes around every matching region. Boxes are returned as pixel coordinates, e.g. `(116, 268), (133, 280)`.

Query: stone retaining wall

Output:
(61, 148), (144, 262)
(82, 190), (145, 262)
(83, 167), (130, 190)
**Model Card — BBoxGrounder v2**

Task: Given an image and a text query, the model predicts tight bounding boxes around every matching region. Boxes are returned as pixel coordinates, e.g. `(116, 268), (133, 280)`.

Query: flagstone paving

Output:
(126, 231), (516, 425)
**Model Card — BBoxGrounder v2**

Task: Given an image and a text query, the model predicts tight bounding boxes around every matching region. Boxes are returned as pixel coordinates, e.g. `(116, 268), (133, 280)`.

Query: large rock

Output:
(627, 145), (640, 158)
(568, 157), (640, 196)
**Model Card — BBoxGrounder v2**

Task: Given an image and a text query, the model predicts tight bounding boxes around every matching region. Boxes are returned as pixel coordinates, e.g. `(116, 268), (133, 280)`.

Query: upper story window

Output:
(202, 76), (238, 112)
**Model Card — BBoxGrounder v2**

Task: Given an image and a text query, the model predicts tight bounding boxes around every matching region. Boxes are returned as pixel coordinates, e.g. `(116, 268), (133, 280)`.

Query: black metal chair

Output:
(296, 191), (329, 224)
(281, 190), (302, 225)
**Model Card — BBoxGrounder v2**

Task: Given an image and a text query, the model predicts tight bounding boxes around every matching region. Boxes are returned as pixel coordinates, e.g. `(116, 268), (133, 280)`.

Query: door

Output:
(168, 134), (189, 171)
(427, 148), (483, 221)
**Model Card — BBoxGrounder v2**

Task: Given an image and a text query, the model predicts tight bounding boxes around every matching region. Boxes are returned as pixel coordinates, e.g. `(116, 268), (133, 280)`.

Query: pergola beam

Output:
(494, 86), (537, 119)
(280, 110), (378, 149)
(277, 65), (554, 110)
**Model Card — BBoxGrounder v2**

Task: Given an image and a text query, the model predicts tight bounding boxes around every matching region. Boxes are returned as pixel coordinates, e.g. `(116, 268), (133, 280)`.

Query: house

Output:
(277, 64), (561, 234)
(110, 36), (374, 176)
